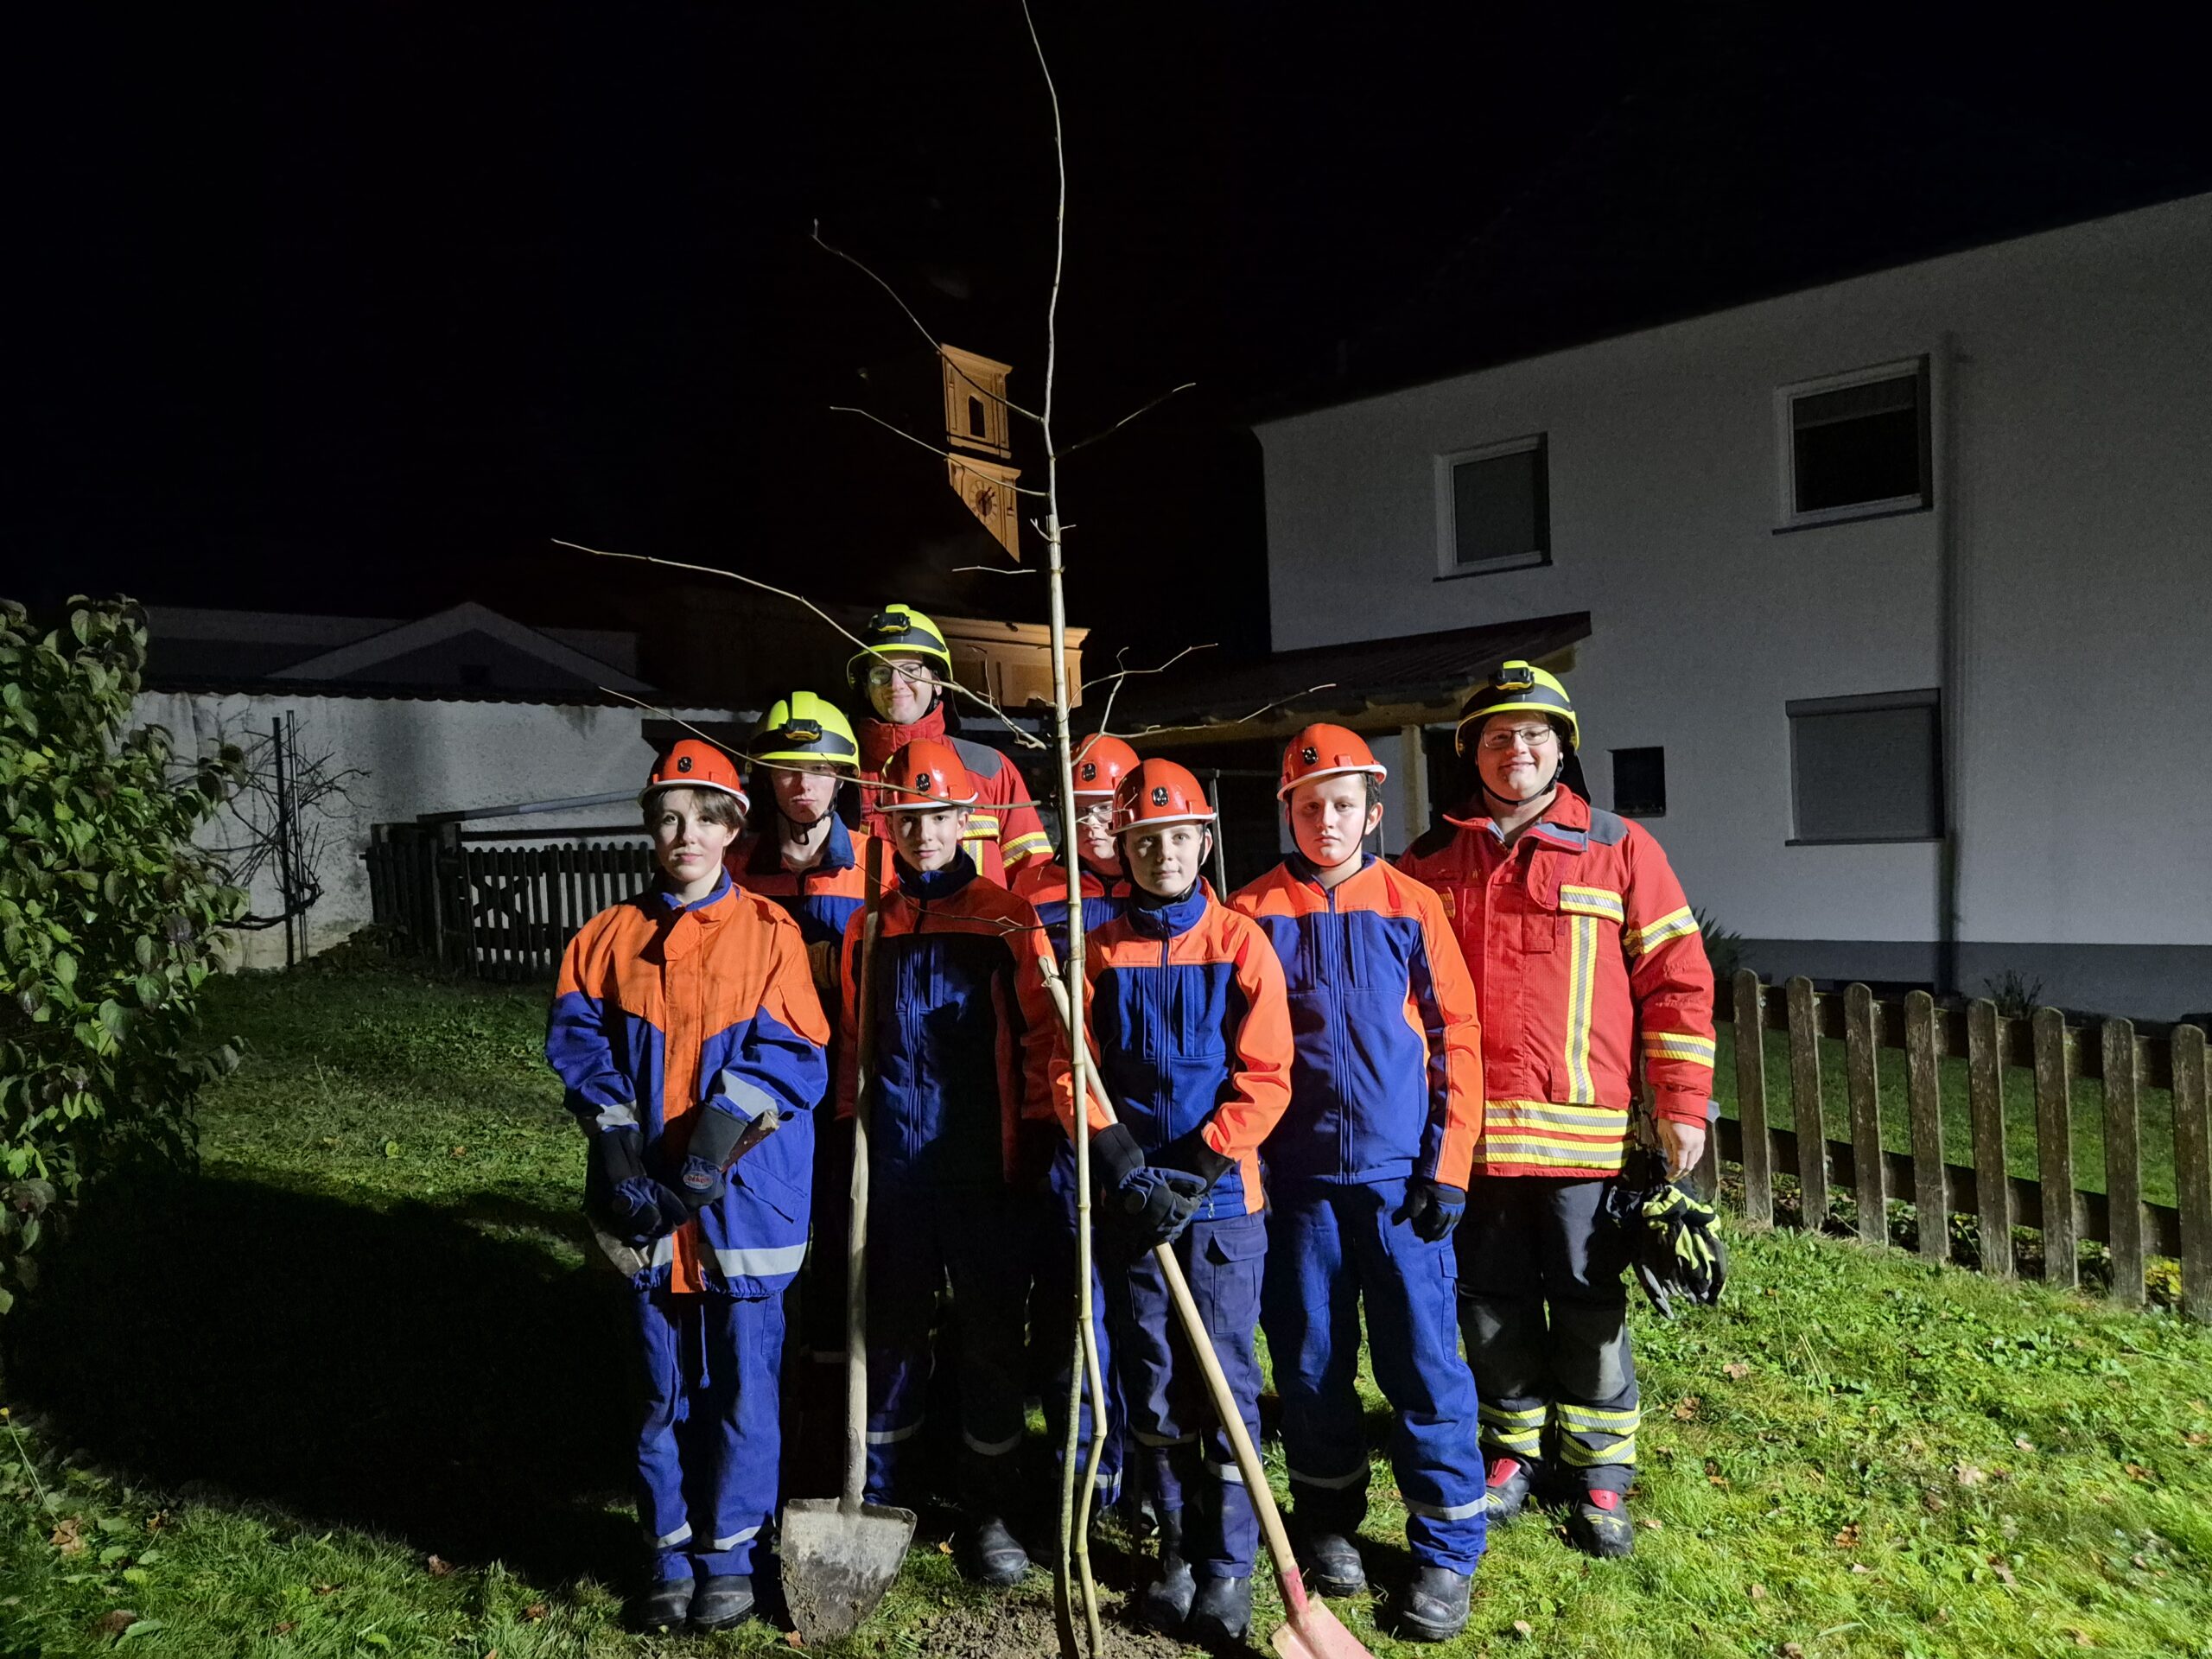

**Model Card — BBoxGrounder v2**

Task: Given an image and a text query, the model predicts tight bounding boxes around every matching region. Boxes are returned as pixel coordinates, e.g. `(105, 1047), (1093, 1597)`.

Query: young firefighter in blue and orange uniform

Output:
(723, 693), (876, 1465)
(1398, 663), (1715, 1558)
(1063, 758), (1294, 1645)
(835, 736), (1064, 1585)
(1230, 725), (1487, 1642)
(546, 740), (830, 1634)
(1011, 732), (1138, 1514)
(847, 602), (1052, 883)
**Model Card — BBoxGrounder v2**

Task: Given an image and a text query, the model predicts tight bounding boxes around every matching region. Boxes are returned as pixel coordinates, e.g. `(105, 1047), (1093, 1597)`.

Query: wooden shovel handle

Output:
(842, 837), (887, 1516)
(1040, 976), (1308, 1616)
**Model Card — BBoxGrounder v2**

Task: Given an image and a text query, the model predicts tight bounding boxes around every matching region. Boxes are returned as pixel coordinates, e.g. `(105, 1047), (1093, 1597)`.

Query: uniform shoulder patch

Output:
(1586, 807), (1631, 847)
(950, 735), (1004, 775)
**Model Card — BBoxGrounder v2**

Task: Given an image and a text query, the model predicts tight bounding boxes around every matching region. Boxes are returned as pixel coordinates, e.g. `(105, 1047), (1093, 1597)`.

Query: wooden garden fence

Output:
(365, 831), (653, 982)
(1718, 969), (2212, 1322)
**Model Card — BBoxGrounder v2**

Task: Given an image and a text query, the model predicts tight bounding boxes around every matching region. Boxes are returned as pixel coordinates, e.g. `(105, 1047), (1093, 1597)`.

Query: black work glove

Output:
(588, 1124), (647, 1230)
(674, 1104), (753, 1211)
(1088, 1123), (1147, 1198)
(610, 1176), (690, 1244)
(1152, 1122), (1235, 1187)
(1395, 1178), (1467, 1243)
(1114, 1166), (1210, 1251)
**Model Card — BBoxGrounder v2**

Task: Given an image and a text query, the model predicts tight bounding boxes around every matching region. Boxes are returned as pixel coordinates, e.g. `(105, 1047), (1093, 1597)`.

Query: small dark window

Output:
(1611, 747), (1666, 817)
(1787, 363), (1929, 519)
(968, 394), (987, 437)
(1788, 690), (1942, 843)
(460, 664), (491, 687)
(1445, 436), (1549, 575)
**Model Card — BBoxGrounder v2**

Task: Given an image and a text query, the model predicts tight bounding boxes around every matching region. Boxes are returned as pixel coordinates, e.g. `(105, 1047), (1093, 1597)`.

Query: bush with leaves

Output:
(0, 596), (246, 1313)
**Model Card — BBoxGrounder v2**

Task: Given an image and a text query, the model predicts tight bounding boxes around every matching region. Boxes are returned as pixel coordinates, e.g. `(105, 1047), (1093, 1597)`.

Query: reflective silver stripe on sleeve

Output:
(712, 1075), (782, 1123)
(867, 1421), (924, 1445)
(1208, 1460), (1246, 1485)
(963, 1427), (1024, 1457)
(711, 1526), (761, 1550)
(651, 1234), (677, 1268)
(712, 1243), (810, 1278)
(594, 1101), (639, 1129)
(652, 1522), (694, 1548)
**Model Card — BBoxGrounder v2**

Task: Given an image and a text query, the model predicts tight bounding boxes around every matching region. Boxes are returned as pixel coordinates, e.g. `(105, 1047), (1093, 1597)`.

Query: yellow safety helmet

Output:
(845, 602), (954, 690)
(751, 692), (860, 771)
(1455, 659), (1580, 753)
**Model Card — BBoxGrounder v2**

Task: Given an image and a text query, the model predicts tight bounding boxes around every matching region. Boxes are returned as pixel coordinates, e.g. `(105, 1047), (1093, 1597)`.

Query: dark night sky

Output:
(7, 3), (2209, 672)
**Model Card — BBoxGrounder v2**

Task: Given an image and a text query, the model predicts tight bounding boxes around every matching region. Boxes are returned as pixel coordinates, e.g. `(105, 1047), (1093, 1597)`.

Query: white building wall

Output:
(133, 692), (739, 969)
(1258, 195), (2212, 1011)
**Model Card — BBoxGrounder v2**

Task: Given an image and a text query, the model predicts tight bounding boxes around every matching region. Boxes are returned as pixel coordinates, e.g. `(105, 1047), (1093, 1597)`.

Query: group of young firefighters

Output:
(544, 602), (1720, 1643)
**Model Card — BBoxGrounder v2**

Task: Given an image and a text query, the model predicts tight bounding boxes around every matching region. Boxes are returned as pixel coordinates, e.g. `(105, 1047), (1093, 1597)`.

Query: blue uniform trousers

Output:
(1262, 1178), (1488, 1572)
(1105, 1207), (1267, 1579)
(1033, 1145), (1125, 1504)
(863, 1178), (1029, 1503)
(628, 1287), (785, 1581)
(1457, 1174), (1641, 1494)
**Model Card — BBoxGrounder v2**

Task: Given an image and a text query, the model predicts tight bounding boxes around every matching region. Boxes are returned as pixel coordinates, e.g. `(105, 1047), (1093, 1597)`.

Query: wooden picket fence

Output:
(364, 834), (653, 981)
(1719, 969), (2212, 1322)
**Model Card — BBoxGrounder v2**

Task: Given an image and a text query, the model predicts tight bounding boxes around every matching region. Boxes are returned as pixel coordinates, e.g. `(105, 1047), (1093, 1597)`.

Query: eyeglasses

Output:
(1076, 802), (1113, 828)
(863, 662), (932, 689)
(1478, 725), (1559, 752)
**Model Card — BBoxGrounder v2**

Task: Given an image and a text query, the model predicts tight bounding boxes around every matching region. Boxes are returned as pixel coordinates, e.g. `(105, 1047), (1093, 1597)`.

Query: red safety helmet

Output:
(641, 738), (750, 813)
(1072, 733), (1141, 801)
(876, 737), (978, 812)
(1111, 758), (1216, 836)
(1276, 722), (1388, 800)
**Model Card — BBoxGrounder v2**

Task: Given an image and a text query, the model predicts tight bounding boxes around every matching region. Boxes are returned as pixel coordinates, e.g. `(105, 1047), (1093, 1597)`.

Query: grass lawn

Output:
(1, 958), (2208, 1656)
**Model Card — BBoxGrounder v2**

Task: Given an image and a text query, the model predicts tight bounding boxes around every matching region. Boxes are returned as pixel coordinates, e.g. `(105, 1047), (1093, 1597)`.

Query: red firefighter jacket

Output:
(855, 703), (1052, 882)
(1396, 786), (1714, 1179)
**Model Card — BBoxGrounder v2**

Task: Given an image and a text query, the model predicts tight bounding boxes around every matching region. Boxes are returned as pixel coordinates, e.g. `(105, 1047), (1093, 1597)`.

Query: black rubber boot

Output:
(636, 1579), (692, 1633)
(1392, 1565), (1472, 1643)
(1299, 1527), (1367, 1597)
(1484, 1454), (1541, 1522)
(967, 1514), (1032, 1586)
(1573, 1486), (1635, 1558)
(1138, 1509), (1196, 1633)
(1185, 1574), (1254, 1644)
(690, 1574), (754, 1630)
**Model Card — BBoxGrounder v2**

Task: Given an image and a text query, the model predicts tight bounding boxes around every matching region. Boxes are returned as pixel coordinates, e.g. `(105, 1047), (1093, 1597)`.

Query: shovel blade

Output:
(779, 1496), (918, 1645)
(1270, 1597), (1379, 1659)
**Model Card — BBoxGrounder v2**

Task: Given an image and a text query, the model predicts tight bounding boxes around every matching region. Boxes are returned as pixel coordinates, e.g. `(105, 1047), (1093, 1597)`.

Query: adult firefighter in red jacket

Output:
(835, 738), (1063, 1586)
(1398, 663), (1715, 1559)
(1230, 726), (1486, 1642)
(848, 603), (1052, 883)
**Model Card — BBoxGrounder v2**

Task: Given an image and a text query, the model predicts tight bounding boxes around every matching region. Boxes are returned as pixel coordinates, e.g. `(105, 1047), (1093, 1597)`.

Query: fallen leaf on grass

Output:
(1986, 1555), (2018, 1588)
(937, 1540), (954, 1555)
(450, 1146), (468, 1159)
(1782, 1646), (1806, 1658)
(2124, 1463), (2155, 1484)
(1511, 1619), (1535, 1641)
(1953, 1462), (1986, 1487)
(785, 1631), (806, 1649)
(272, 1624), (296, 1637)
(1849, 1563), (1869, 1575)
(51, 1516), (86, 1554)
(2184, 1432), (2209, 1448)
(1673, 1396), (1701, 1421)
(92, 1611), (137, 1639)
(2066, 1630), (2092, 1647)
(143, 1512), (168, 1533)
(1637, 1517), (1663, 1532)
(1747, 1583), (1767, 1601)
(1707, 1475), (1730, 1487)
(1723, 1361), (1751, 1381)
(521, 1603), (547, 1623)
(2015, 1437), (2036, 1452)
(1833, 1524), (1860, 1548)
(426, 1554), (453, 1578)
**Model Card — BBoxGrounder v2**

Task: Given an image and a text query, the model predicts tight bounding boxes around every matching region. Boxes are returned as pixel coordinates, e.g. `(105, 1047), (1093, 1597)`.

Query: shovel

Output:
(1045, 977), (1375, 1659)
(781, 839), (917, 1643)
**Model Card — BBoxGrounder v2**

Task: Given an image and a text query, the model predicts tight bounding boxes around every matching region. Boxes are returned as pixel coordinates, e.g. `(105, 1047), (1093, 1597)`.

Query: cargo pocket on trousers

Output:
(1201, 1215), (1267, 1339)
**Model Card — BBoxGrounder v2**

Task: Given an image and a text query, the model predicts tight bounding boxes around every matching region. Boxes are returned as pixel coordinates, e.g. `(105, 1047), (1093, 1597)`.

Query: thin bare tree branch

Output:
(1056, 380), (1197, 461)
(553, 538), (1047, 750)
(828, 405), (1053, 496)
(1128, 682), (1341, 740)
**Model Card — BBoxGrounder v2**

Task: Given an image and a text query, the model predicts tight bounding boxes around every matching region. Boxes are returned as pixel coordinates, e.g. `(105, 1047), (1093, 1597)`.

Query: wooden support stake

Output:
(1905, 991), (1948, 1264)
(2101, 1018), (2144, 1308)
(2032, 1007), (2077, 1288)
(2172, 1023), (2212, 1324)
(1786, 977), (1828, 1229)
(1846, 983), (1885, 1244)
(1967, 999), (2012, 1279)
(1732, 972), (1772, 1225)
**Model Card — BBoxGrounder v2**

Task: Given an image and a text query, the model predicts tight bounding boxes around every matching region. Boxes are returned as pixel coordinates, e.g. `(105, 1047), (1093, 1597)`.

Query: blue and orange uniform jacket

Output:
(1230, 852), (1484, 1189)
(835, 853), (1063, 1185)
(1011, 856), (1131, 969)
(1061, 884), (1295, 1215)
(726, 816), (877, 998)
(548, 871), (831, 1295)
